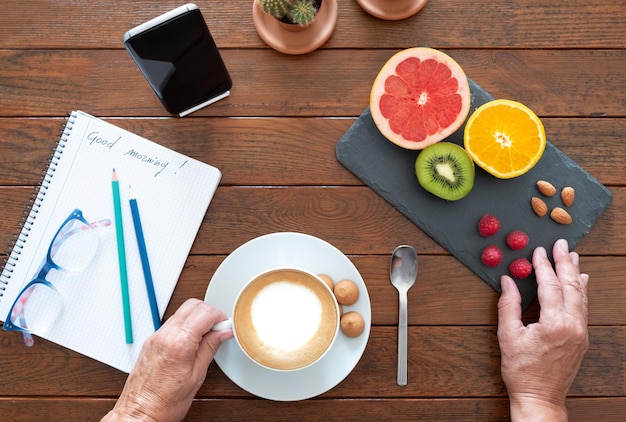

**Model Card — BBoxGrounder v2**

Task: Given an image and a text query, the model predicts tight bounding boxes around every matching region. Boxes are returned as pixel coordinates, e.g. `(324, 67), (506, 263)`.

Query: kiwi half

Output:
(415, 142), (475, 201)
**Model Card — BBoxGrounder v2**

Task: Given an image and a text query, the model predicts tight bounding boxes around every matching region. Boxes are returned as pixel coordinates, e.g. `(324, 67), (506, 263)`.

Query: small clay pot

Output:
(356, 0), (428, 21)
(253, 0), (338, 55)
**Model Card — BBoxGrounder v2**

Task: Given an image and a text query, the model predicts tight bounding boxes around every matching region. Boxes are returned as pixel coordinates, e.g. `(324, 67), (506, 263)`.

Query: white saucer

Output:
(205, 232), (371, 401)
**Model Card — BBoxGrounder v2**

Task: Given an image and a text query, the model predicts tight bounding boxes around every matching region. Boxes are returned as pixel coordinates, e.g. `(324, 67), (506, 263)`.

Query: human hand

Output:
(497, 239), (589, 421)
(101, 298), (233, 422)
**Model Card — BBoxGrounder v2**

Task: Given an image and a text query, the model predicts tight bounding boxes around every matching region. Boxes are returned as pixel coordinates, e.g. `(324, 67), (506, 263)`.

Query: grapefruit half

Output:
(370, 47), (471, 150)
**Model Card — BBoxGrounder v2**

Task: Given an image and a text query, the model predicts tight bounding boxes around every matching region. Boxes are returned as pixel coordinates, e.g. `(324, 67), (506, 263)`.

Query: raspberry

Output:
(481, 245), (503, 267)
(478, 214), (500, 237)
(509, 258), (533, 279)
(506, 230), (529, 250)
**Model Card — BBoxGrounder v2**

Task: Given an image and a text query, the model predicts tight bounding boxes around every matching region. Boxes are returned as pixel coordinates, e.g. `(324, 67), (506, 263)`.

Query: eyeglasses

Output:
(3, 209), (110, 346)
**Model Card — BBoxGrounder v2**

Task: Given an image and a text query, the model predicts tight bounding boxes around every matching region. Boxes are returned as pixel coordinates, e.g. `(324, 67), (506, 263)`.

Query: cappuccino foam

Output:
(233, 270), (338, 371)
(252, 281), (322, 351)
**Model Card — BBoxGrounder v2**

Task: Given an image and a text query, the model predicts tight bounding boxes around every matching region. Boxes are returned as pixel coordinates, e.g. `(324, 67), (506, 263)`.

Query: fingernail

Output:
(500, 275), (512, 292)
(556, 238), (569, 251)
(535, 246), (547, 258)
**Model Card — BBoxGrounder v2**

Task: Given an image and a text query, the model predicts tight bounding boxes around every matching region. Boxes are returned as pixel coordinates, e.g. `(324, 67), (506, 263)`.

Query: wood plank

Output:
(0, 327), (623, 398)
(1, 397), (626, 422)
(0, 186), (623, 256)
(187, 397), (626, 422)
(0, 50), (624, 117)
(0, 117), (623, 187)
(3, 251), (621, 330)
(169, 255), (625, 327)
(0, 0), (625, 49)
(175, 185), (626, 257)
(0, 117), (357, 186)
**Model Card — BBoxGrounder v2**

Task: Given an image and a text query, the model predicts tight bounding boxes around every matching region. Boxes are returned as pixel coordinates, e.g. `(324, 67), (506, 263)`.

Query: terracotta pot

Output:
(253, 0), (338, 55)
(356, 0), (428, 21)
(277, 20), (310, 33)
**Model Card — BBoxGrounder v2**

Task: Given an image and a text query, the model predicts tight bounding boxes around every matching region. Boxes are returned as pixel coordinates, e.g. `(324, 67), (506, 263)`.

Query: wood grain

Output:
(1, 49), (624, 117)
(1, 326), (624, 398)
(1, 0), (625, 49)
(1, 397), (625, 422)
(0, 117), (623, 186)
(1, 186), (624, 257)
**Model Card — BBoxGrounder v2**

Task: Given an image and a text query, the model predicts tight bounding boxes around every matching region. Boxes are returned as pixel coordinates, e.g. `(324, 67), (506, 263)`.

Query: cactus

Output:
(258, 0), (291, 18)
(288, 0), (318, 26)
(257, 0), (319, 26)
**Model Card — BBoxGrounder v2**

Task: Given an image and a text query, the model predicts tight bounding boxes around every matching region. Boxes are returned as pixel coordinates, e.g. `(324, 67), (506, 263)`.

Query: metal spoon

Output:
(390, 245), (418, 386)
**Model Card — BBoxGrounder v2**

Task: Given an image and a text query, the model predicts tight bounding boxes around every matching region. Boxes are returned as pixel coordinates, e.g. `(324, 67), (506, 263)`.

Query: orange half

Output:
(463, 99), (546, 179)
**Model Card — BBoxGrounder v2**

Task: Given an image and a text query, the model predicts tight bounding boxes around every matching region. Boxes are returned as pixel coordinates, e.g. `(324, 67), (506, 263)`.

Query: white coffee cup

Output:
(212, 267), (340, 371)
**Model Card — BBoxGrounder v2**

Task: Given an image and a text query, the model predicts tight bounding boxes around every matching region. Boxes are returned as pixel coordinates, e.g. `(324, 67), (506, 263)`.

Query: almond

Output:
(561, 186), (575, 207)
(536, 180), (557, 197)
(550, 207), (573, 225)
(531, 197), (548, 217)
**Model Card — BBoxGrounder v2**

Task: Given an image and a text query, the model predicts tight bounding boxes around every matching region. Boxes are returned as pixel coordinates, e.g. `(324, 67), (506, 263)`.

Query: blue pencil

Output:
(128, 185), (161, 331)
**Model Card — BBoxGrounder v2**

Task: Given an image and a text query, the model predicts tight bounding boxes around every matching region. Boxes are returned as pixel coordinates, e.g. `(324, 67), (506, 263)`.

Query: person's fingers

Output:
(553, 240), (587, 318)
(161, 298), (204, 328)
(569, 250), (580, 268)
(497, 276), (524, 336)
(533, 244), (564, 313)
(580, 273), (590, 323)
(179, 300), (228, 341)
(177, 301), (230, 368)
(199, 328), (234, 368)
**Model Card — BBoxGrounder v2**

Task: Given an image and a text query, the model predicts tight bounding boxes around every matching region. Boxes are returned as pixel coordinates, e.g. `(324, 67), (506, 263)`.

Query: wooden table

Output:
(1, 1), (625, 420)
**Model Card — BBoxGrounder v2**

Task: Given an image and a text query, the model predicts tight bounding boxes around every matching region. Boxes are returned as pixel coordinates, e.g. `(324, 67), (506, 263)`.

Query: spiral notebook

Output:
(0, 111), (221, 372)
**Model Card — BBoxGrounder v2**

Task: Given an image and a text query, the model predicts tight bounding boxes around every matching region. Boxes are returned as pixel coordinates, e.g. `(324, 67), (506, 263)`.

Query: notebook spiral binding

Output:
(0, 112), (77, 301)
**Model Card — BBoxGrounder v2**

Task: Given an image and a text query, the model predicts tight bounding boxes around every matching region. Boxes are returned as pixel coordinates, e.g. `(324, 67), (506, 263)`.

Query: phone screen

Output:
(124, 6), (232, 116)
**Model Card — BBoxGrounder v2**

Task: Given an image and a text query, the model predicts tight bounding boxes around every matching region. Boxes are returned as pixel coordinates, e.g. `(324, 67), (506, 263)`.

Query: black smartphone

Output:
(123, 4), (232, 117)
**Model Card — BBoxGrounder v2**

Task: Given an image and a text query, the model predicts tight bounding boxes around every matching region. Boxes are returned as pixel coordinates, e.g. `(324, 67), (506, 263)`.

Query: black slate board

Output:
(336, 79), (613, 310)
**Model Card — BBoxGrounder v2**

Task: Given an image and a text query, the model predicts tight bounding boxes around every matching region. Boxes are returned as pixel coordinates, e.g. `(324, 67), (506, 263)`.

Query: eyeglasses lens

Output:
(10, 283), (63, 333)
(51, 218), (99, 271)
(10, 216), (100, 334)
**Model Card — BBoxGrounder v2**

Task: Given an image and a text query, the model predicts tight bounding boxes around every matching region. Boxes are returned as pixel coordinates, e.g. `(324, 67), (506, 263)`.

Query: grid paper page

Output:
(0, 111), (221, 372)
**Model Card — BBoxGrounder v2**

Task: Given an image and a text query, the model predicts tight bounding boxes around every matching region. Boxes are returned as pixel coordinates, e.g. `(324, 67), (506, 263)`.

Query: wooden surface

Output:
(1, 0), (625, 420)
